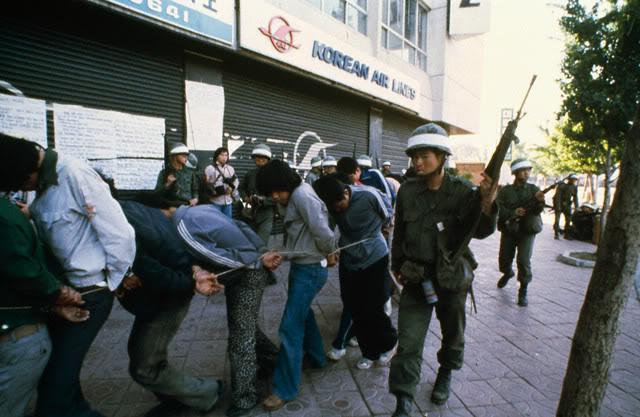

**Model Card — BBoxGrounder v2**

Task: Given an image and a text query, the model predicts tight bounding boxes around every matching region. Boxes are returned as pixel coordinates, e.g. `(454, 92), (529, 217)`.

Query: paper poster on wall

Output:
(185, 80), (224, 151)
(115, 159), (164, 190)
(0, 94), (47, 148)
(54, 103), (166, 190)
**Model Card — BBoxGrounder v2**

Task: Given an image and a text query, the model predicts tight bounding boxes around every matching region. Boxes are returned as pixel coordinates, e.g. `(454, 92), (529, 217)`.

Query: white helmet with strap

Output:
(251, 144), (272, 159)
(405, 123), (452, 156)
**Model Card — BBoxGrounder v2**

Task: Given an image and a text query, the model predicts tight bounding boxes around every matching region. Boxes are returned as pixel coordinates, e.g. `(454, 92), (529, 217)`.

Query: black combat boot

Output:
(392, 394), (413, 417)
(497, 273), (513, 288)
(517, 284), (528, 307)
(430, 367), (452, 405)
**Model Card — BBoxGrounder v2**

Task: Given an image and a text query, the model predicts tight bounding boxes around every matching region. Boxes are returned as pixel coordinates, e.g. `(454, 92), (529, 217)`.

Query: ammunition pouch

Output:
(523, 215), (543, 234)
(399, 260), (425, 285)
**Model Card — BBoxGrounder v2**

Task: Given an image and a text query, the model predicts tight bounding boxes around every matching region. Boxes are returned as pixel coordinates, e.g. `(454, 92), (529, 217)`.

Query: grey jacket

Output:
(173, 205), (267, 270)
(283, 183), (337, 264)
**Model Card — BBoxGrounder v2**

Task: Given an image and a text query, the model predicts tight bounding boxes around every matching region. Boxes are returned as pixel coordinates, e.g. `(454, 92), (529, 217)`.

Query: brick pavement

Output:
(78, 217), (640, 417)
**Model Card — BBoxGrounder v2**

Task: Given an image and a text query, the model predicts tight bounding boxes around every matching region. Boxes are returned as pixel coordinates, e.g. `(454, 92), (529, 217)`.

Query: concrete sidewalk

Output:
(79, 219), (640, 417)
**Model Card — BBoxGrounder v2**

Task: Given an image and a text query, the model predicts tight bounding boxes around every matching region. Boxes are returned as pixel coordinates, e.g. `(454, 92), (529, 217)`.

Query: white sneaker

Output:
(377, 343), (398, 366)
(384, 298), (392, 317)
(348, 337), (359, 347)
(356, 357), (374, 370)
(326, 347), (346, 361)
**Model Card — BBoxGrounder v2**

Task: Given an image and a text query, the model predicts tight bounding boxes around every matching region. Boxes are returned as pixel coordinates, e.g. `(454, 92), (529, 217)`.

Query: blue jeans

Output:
(212, 203), (233, 218)
(0, 324), (51, 417)
(272, 263), (328, 401)
(36, 289), (114, 417)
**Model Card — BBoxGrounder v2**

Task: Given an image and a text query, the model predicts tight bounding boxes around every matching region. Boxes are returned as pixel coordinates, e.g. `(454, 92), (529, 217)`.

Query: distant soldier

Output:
(382, 160), (392, 176)
(238, 144), (275, 244)
(305, 156), (323, 185)
(496, 158), (545, 307)
(322, 156), (338, 175)
(156, 143), (199, 206)
(553, 174), (579, 239)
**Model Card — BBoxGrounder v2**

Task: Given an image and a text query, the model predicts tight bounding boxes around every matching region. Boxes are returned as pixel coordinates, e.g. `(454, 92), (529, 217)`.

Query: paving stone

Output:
(74, 220), (640, 416)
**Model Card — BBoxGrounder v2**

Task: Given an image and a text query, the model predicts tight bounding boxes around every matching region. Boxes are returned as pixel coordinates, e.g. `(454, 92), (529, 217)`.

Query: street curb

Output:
(557, 251), (596, 268)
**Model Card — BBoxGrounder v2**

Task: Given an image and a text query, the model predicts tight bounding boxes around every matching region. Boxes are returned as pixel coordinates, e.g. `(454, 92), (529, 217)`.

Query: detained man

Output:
(118, 195), (227, 414)
(0, 134), (136, 417)
(313, 175), (398, 370)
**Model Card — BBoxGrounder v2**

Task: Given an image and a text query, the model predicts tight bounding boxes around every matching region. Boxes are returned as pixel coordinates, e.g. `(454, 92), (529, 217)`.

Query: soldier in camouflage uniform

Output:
(238, 144), (276, 244)
(155, 143), (199, 206)
(496, 158), (545, 306)
(388, 123), (498, 417)
(553, 173), (579, 239)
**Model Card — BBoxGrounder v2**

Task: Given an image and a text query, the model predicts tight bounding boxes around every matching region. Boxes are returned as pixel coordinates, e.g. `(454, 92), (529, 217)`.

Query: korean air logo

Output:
(259, 16), (300, 53)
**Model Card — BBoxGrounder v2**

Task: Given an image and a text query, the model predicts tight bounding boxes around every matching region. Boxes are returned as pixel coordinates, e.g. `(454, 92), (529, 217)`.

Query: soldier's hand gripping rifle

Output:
(443, 76), (537, 286)
(504, 174), (570, 233)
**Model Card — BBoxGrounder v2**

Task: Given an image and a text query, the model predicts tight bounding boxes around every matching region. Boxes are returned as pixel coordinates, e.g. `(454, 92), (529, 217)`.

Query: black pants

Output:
(36, 289), (113, 417)
(340, 256), (397, 360)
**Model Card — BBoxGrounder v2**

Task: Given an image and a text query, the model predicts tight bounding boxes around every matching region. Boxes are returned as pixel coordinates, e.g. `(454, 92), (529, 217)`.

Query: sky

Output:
(452, 0), (567, 162)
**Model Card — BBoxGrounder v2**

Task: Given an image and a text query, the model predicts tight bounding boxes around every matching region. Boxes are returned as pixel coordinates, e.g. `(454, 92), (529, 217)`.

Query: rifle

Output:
(448, 76), (538, 265)
(504, 175), (570, 232)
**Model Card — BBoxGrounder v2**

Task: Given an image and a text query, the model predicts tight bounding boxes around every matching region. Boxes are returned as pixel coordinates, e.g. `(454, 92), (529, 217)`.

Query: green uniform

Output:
(497, 182), (543, 283)
(155, 166), (199, 204)
(304, 169), (321, 185)
(0, 198), (63, 333)
(553, 182), (578, 236)
(388, 174), (497, 398)
(238, 167), (276, 244)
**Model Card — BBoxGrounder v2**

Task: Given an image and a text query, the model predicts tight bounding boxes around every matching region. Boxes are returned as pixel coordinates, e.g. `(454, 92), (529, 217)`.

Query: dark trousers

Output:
(553, 208), (572, 234)
(331, 308), (355, 350)
(128, 299), (220, 411)
(36, 289), (114, 417)
(340, 256), (397, 360)
(498, 232), (536, 284)
(388, 283), (467, 398)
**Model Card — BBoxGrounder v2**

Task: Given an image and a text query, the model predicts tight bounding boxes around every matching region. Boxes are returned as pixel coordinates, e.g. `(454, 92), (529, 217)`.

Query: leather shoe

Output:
(392, 394), (413, 417)
(262, 394), (285, 411)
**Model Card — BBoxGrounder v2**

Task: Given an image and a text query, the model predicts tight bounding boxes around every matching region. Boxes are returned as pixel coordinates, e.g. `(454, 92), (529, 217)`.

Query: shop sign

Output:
(243, 0), (420, 112)
(99, 0), (235, 46)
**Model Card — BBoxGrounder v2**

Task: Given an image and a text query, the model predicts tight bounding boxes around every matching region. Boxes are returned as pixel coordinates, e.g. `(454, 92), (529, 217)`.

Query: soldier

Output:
(388, 123), (497, 417)
(305, 156), (323, 185)
(553, 173), (579, 239)
(382, 160), (392, 176)
(155, 143), (199, 206)
(496, 158), (545, 307)
(322, 155), (337, 175)
(238, 144), (275, 244)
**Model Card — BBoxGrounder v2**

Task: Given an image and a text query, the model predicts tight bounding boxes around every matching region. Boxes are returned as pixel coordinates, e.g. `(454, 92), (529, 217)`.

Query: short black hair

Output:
(256, 159), (302, 194)
(0, 133), (42, 192)
(214, 147), (229, 160)
(312, 175), (348, 211)
(337, 157), (359, 175)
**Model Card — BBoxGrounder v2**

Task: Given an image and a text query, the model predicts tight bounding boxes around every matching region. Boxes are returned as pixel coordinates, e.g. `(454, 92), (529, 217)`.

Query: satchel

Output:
(436, 229), (478, 292)
(523, 215), (543, 234)
(399, 260), (425, 285)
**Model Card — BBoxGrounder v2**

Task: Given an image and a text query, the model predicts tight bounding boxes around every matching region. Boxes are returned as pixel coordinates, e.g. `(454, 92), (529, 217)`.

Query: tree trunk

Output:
(556, 105), (640, 417)
(599, 146), (613, 243)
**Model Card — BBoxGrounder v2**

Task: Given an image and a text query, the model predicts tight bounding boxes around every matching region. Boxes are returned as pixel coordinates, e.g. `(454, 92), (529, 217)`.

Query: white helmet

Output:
(405, 123), (452, 156)
(510, 158), (533, 174)
(356, 155), (372, 168)
(251, 144), (272, 159)
(322, 156), (337, 167)
(169, 144), (189, 155)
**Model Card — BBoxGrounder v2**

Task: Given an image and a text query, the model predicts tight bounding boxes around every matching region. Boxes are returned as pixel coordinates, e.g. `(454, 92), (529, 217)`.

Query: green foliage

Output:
(549, 0), (640, 173)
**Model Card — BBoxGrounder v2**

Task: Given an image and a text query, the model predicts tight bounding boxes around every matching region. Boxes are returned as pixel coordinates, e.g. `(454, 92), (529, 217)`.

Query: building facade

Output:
(0, 0), (489, 186)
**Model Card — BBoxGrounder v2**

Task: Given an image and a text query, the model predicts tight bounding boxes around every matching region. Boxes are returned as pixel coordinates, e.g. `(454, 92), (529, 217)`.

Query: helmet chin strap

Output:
(424, 156), (447, 179)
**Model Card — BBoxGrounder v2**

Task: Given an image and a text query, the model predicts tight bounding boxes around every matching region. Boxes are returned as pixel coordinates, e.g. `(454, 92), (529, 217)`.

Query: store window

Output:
(307, 0), (368, 35)
(381, 0), (428, 71)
